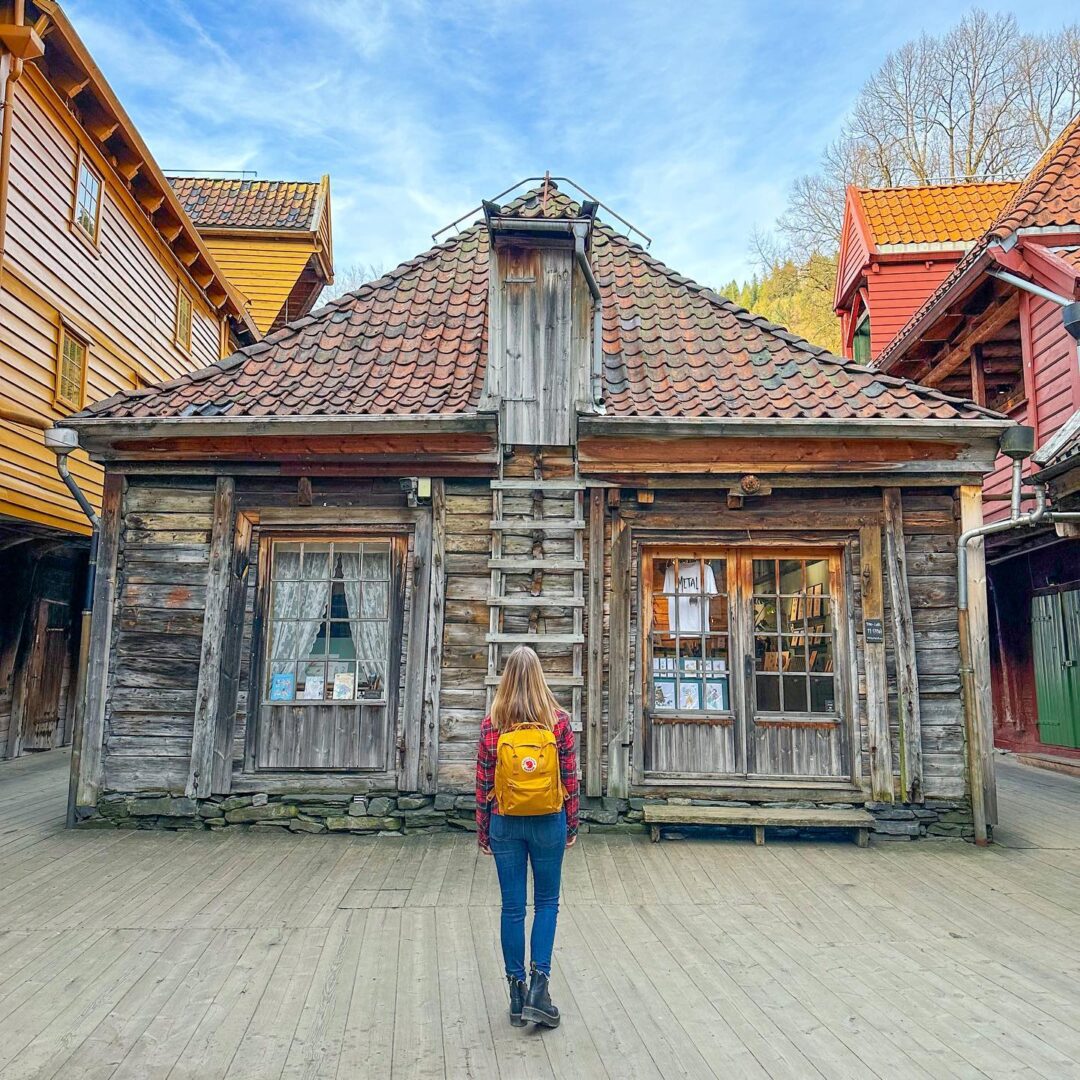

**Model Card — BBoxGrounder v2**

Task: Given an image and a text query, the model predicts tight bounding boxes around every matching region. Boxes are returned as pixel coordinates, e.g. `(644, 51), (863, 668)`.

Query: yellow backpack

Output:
(492, 723), (566, 816)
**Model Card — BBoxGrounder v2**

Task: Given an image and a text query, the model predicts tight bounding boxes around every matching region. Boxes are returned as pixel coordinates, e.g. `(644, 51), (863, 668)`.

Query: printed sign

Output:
(864, 618), (884, 644)
(269, 672), (295, 701)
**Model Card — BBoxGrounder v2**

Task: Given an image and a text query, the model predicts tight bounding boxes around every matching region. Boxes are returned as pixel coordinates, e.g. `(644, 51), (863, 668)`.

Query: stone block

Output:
(872, 819), (921, 837)
(252, 793), (269, 807)
(454, 795), (477, 811)
(348, 798), (369, 817)
(326, 815), (403, 832)
(625, 810), (644, 822)
(400, 810), (446, 828)
(225, 803), (298, 825)
(398, 795), (432, 810)
(602, 797), (629, 812)
(282, 793), (351, 805)
(170, 797), (198, 817)
(873, 808), (917, 821)
(290, 817), (327, 833)
(97, 796), (131, 822)
(434, 793), (456, 811)
(296, 804), (351, 818)
(129, 796), (173, 817)
(580, 808), (618, 824)
(222, 795), (253, 812)
(667, 797), (692, 806)
(367, 797), (394, 816)
(198, 803), (225, 819)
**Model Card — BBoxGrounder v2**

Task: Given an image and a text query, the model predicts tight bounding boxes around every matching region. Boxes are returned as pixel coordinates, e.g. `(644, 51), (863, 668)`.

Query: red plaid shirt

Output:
(475, 711), (579, 847)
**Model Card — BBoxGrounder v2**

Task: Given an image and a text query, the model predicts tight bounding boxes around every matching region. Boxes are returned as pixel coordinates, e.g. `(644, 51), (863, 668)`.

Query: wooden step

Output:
(485, 632), (584, 646)
(487, 558), (585, 571)
(487, 595), (584, 608)
(484, 674), (584, 688)
(490, 519), (586, 532)
(643, 804), (874, 846)
(491, 479), (586, 491)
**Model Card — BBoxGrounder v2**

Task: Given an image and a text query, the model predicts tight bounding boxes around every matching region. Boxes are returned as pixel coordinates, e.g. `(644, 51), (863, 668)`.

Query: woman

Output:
(476, 645), (579, 1029)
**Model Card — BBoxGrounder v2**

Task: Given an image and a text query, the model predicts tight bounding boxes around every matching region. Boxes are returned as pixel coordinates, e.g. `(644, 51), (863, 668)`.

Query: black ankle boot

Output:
(507, 974), (527, 1027)
(522, 964), (560, 1028)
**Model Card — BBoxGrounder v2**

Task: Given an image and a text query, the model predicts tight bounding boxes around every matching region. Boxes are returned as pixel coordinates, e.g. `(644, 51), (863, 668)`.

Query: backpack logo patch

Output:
(521, 756), (538, 773)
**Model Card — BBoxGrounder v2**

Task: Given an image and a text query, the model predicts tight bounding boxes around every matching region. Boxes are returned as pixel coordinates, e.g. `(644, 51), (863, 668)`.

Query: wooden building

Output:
(168, 175), (334, 335)
(847, 113), (1080, 763)
(835, 182), (1018, 363)
(61, 182), (1012, 843)
(0, 0), (260, 760)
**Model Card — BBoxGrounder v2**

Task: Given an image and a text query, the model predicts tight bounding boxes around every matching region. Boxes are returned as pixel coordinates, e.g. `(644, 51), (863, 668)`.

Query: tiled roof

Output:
(168, 177), (321, 231)
(857, 183), (1018, 247)
(878, 112), (1080, 369)
(73, 186), (999, 424)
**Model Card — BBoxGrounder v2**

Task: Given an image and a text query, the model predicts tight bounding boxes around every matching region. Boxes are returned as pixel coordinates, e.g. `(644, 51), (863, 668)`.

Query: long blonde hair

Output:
(490, 646), (561, 733)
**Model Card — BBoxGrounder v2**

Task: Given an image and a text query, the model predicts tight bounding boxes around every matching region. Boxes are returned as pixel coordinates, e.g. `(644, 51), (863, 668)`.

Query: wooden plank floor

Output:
(2, 752), (1080, 1079)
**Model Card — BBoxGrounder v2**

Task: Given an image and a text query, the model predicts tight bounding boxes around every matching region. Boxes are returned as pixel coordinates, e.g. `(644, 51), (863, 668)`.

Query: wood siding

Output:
(866, 259), (959, 360)
(0, 71), (224, 535)
(200, 234), (318, 334)
(834, 206), (869, 312)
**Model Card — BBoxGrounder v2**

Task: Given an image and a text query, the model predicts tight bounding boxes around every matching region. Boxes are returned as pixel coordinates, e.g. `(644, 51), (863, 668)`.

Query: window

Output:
(264, 539), (391, 704)
(852, 310), (871, 365)
(175, 285), (193, 351)
(55, 327), (88, 410)
(752, 556), (836, 715)
(72, 155), (102, 242)
(648, 555), (731, 715)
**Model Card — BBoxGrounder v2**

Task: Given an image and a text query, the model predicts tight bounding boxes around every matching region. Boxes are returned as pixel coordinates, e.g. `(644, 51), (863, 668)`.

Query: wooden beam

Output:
(586, 487), (604, 797)
(607, 512), (632, 798)
(72, 472), (124, 815)
(400, 512), (433, 791)
(923, 294), (1019, 388)
(970, 344), (986, 407)
(882, 490), (923, 802)
(957, 485), (995, 843)
(859, 524), (893, 802)
(419, 480), (446, 795)
(187, 477), (236, 799)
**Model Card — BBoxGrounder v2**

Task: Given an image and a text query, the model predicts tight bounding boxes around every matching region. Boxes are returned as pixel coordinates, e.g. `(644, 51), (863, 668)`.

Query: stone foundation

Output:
(85, 790), (975, 840)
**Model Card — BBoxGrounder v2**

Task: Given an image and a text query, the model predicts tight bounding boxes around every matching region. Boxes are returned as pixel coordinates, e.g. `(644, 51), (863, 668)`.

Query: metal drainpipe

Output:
(572, 221), (604, 408)
(44, 428), (100, 828)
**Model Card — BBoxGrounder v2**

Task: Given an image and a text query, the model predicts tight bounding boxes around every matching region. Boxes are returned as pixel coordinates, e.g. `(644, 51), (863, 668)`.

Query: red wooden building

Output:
(837, 115), (1080, 763)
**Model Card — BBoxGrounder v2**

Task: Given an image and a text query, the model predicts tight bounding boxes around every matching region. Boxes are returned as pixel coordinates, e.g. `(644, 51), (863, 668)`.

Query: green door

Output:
(1032, 590), (1080, 750)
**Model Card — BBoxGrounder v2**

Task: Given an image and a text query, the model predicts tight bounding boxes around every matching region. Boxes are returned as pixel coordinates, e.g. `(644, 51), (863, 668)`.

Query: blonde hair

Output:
(490, 646), (561, 733)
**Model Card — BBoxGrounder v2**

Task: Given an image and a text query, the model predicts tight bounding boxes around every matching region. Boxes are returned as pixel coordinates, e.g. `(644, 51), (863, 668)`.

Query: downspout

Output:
(43, 427), (100, 829)
(572, 221), (604, 409)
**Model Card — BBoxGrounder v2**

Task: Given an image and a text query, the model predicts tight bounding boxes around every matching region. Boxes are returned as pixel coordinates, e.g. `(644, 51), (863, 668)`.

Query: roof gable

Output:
(71, 184), (1000, 426)
(168, 176), (326, 232)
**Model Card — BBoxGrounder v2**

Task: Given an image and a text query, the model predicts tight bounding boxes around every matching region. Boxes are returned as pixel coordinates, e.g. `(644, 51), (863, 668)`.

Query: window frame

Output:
(851, 308), (871, 365)
(54, 322), (90, 411)
(174, 282), (193, 352)
(260, 535), (396, 708)
(70, 149), (103, 246)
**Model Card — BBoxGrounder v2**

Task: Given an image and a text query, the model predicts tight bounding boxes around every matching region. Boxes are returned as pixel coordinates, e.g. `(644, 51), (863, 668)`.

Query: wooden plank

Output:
(958, 484), (995, 842)
(419, 480), (446, 795)
(486, 595), (584, 607)
(487, 557), (584, 571)
(644, 805), (875, 827)
(490, 479), (585, 490)
(859, 524), (893, 803)
(72, 472), (124, 816)
(187, 476), (234, 799)
(484, 633), (584, 645)
(489, 519), (586, 532)
(607, 512), (631, 798)
(401, 513), (433, 791)
(586, 487), (604, 797)
(883, 489), (924, 803)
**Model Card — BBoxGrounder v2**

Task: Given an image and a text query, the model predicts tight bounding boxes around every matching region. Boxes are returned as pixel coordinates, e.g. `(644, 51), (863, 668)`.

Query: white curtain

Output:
(340, 549), (386, 695)
(270, 579), (328, 681)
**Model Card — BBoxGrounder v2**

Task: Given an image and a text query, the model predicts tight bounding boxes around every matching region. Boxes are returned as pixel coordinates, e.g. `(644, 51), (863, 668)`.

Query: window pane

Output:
(805, 558), (830, 596)
(780, 597), (805, 635)
(810, 677), (836, 713)
(650, 634), (678, 710)
(702, 635), (729, 711)
(756, 673), (780, 712)
(362, 544), (389, 580)
(782, 637), (807, 672)
(783, 676), (809, 712)
(357, 660), (385, 697)
(327, 661), (355, 700)
(778, 559), (803, 593)
(808, 637), (834, 673)
(362, 580), (388, 619)
(298, 661), (326, 700)
(334, 543), (361, 578)
(273, 544), (302, 579)
(752, 559), (776, 594)
(352, 620), (387, 661)
(327, 620), (356, 660)
(303, 544), (331, 579)
(755, 635), (783, 672)
(753, 596), (777, 633)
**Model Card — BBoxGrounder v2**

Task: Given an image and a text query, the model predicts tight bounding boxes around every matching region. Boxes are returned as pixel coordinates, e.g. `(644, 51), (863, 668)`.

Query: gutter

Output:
(572, 221), (604, 408)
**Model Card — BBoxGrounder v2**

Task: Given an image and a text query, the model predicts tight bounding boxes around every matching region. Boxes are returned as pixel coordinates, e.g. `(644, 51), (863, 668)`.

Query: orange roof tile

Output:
(168, 177), (322, 231)
(856, 182), (1019, 248)
(73, 185), (999, 425)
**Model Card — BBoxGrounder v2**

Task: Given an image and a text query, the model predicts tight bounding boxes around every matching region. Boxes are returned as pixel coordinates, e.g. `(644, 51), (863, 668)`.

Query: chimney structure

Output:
(480, 192), (602, 445)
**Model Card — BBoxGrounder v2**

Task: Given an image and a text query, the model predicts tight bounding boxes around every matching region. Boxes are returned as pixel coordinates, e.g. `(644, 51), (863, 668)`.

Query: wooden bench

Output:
(643, 804), (875, 847)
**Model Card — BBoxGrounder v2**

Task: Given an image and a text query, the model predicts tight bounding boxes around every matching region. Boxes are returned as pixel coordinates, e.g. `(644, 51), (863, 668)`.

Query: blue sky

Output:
(71, 0), (1077, 288)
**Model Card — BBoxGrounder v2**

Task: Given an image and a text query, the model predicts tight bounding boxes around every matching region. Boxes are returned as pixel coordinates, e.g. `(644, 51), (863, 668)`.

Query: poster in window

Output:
(299, 677), (324, 700)
(332, 672), (355, 700)
(679, 680), (702, 711)
(704, 680), (728, 711)
(269, 672), (295, 701)
(653, 679), (677, 710)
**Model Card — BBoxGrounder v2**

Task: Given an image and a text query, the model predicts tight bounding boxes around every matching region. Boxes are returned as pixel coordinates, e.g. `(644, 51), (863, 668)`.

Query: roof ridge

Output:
(857, 180), (1020, 194)
(595, 223), (1005, 421)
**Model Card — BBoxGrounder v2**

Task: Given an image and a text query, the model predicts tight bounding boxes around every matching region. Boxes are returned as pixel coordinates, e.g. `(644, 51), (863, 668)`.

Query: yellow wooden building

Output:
(0, 1), (333, 760)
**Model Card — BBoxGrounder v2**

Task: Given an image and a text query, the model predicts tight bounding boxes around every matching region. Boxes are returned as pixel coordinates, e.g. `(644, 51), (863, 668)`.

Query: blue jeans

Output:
(489, 809), (566, 979)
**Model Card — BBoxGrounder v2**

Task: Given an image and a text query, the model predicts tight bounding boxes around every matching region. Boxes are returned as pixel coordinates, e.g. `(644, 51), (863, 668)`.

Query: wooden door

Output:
(641, 546), (851, 781)
(18, 600), (71, 753)
(1033, 590), (1080, 750)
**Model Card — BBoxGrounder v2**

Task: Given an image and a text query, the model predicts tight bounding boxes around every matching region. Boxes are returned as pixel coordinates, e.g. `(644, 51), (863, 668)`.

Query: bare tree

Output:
(779, 9), (1080, 258)
(318, 262), (388, 305)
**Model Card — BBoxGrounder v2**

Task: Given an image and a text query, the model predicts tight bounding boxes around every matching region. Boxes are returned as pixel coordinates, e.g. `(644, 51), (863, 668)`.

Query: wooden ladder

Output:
(486, 457), (587, 731)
